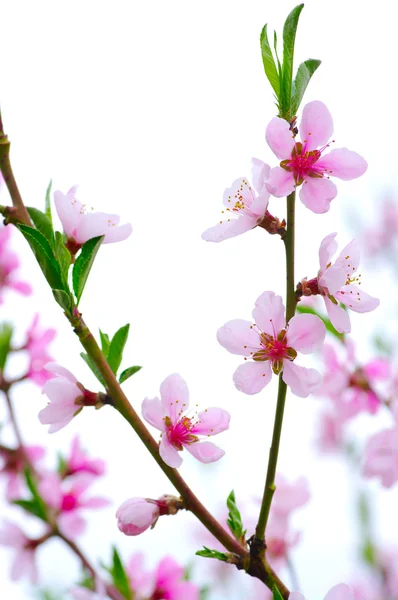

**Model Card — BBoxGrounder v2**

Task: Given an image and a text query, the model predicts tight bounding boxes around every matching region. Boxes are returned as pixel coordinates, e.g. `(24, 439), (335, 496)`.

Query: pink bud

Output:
(116, 497), (160, 536)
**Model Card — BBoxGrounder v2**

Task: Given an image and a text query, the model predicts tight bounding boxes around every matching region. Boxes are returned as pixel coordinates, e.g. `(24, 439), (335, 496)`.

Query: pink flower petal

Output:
(299, 101), (334, 152)
(333, 238), (360, 273)
(142, 397), (166, 431)
(282, 361), (322, 397)
(363, 359), (391, 380)
(216, 319), (261, 356)
(265, 167), (295, 197)
(45, 362), (78, 383)
(38, 474), (63, 508)
(290, 594), (305, 600)
(222, 177), (256, 208)
(251, 158), (270, 194)
(103, 222), (132, 244)
(317, 148), (367, 181)
(58, 512), (86, 539)
(192, 408), (230, 435)
(74, 212), (118, 244)
(202, 215), (258, 243)
(41, 378), (81, 407)
(81, 496), (110, 509)
(9, 280), (33, 295)
(54, 189), (84, 239)
(184, 441), (225, 463)
(299, 177), (337, 214)
(265, 117), (295, 160)
(319, 232), (338, 271)
(160, 373), (189, 423)
(324, 297), (351, 334)
(319, 265), (347, 295)
(233, 361), (272, 395)
(252, 291), (285, 336)
(335, 285), (380, 313)
(159, 436), (183, 468)
(324, 584), (354, 600)
(287, 314), (326, 354)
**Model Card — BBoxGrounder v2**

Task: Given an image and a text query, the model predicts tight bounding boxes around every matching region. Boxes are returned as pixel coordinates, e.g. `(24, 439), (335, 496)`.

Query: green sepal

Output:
(72, 235), (104, 304)
(119, 365), (142, 384)
(0, 322), (13, 371)
(18, 224), (65, 291)
(107, 324), (130, 375)
(291, 58), (321, 115)
(280, 3), (304, 119)
(26, 206), (55, 249)
(260, 24), (280, 98)
(80, 352), (106, 388)
(195, 547), (229, 562)
(226, 490), (246, 543)
(109, 547), (133, 600)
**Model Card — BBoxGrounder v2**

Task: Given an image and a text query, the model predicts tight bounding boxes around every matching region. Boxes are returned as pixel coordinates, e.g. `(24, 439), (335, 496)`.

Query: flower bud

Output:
(116, 495), (183, 536)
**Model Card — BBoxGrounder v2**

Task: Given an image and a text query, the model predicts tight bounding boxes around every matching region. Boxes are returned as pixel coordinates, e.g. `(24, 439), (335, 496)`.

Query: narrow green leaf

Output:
(281, 4), (304, 117)
(56, 452), (68, 476)
(196, 547), (229, 562)
(13, 498), (47, 520)
(99, 330), (111, 358)
(296, 304), (345, 343)
(107, 324), (130, 375)
(23, 469), (48, 520)
(119, 365), (142, 384)
(291, 58), (321, 115)
(72, 235), (104, 304)
(260, 24), (280, 97)
(80, 353), (106, 388)
(110, 547), (133, 600)
(273, 585), (284, 600)
(54, 231), (71, 283)
(52, 289), (73, 315)
(226, 490), (246, 541)
(26, 206), (55, 249)
(18, 224), (65, 290)
(0, 322), (13, 371)
(45, 179), (53, 223)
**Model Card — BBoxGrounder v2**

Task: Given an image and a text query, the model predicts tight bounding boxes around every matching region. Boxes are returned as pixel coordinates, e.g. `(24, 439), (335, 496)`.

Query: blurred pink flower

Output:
(363, 401), (398, 488)
(291, 584), (353, 600)
(70, 578), (107, 599)
(142, 373), (230, 468)
(39, 473), (109, 539)
(265, 101), (367, 213)
(202, 160), (271, 242)
(54, 186), (132, 252)
(0, 226), (32, 302)
(63, 436), (106, 478)
(0, 521), (38, 583)
(316, 410), (345, 453)
(0, 445), (45, 500)
(217, 291), (325, 397)
(25, 314), (56, 386)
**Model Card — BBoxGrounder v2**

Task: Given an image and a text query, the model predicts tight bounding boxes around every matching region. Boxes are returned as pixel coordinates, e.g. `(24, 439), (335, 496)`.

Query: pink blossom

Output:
(141, 373), (230, 468)
(290, 584), (353, 600)
(0, 445), (45, 500)
(39, 363), (100, 433)
(363, 402), (398, 488)
(39, 473), (109, 538)
(217, 291), (326, 397)
(265, 101), (367, 213)
(272, 475), (310, 518)
(380, 547), (398, 596)
(63, 436), (105, 477)
(25, 314), (56, 386)
(54, 186), (132, 252)
(0, 521), (38, 583)
(127, 553), (199, 600)
(116, 497), (160, 536)
(316, 410), (345, 453)
(302, 233), (379, 334)
(0, 226), (32, 302)
(202, 160), (271, 242)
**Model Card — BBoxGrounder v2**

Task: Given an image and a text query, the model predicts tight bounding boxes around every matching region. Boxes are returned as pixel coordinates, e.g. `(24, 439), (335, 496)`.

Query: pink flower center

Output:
(223, 179), (256, 217)
(281, 141), (332, 185)
(250, 329), (297, 374)
(164, 416), (199, 450)
(61, 493), (78, 512)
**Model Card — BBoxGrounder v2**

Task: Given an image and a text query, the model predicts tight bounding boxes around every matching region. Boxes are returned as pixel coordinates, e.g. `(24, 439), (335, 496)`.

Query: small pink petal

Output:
(38, 474), (63, 508)
(299, 177), (337, 214)
(54, 189), (84, 239)
(74, 212), (118, 244)
(318, 265), (347, 295)
(290, 594), (305, 600)
(58, 512), (86, 538)
(324, 584), (354, 600)
(287, 314), (326, 354)
(184, 441), (225, 463)
(282, 361), (322, 397)
(265, 167), (295, 197)
(324, 297), (351, 334)
(319, 232), (338, 271)
(251, 158), (270, 194)
(160, 373), (189, 423)
(9, 281), (33, 295)
(363, 359), (391, 380)
(192, 408), (230, 435)
(202, 215), (258, 243)
(335, 285), (380, 313)
(333, 238), (360, 273)
(265, 117), (295, 160)
(252, 291), (285, 336)
(222, 177), (256, 208)
(45, 362), (78, 383)
(317, 148), (367, 180)
(216, 319), (261, 356)
(233, 361), (272, 395)
(103, 222), (132, 244)
(299, 101), (334, 152)
(142, 397), (166, 431)
(159, 436), (183, 468)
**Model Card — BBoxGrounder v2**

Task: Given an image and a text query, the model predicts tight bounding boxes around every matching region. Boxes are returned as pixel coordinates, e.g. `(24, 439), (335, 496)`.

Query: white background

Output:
(1, 0), (397, 598)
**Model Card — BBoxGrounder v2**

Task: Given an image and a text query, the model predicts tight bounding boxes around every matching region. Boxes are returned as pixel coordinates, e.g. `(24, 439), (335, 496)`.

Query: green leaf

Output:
(55, 231), (72, 283)
(260, 24), (280, 97)
(13, 498), (47, 520)
(296, 304), (345, 343)
(119, 365), (142, 384)
(18, 224), (65, 290)
(110, 547), (133, 600)
(72, 235), (104, 304)
(26, 206), (55, 249)
(45, 180), (53, 223)
(226, 490), (246, 542)
(291, 58), (321, 115)
(99, 330), (111, 358)
(107, 324), (130, 375)
(281, 3), (304, 117)
(80, 353), (106, 388)
(19, 469), (48, 521)
(56, 452), (68, 476)
(52, 289), (73, 315)
(273, 585), (284, 600)
(0, 322), (13, 371)
(196, 547), (229, 562)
